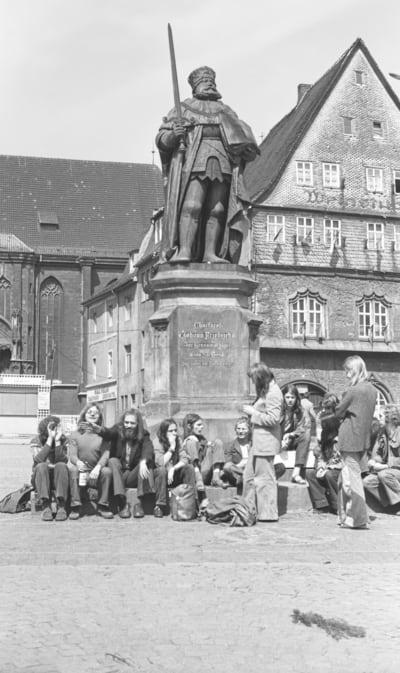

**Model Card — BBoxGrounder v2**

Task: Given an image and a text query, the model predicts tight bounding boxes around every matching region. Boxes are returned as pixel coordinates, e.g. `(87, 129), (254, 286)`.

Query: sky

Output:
(1, 0), (400, 168)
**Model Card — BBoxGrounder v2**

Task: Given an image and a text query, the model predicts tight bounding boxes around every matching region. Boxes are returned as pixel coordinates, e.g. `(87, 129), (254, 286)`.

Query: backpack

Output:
(0, 484), (33, 514)
(170, 483), (197, 521)
(205, 495), (257, 527)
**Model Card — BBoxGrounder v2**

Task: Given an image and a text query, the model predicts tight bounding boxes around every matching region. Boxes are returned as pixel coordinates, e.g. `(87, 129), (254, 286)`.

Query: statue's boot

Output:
(171, 219), (197, 263)
(202, 220), (229, 264)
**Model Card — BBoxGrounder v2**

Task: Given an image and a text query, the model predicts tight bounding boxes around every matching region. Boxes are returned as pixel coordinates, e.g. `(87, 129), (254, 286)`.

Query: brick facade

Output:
(247, 39), (400, 408)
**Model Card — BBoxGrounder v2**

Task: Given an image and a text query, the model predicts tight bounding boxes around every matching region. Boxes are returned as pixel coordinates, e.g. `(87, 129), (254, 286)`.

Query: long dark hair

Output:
(319, 393), (340, 460)
(157, 418), (181, 453)
(282, 384), (303, 430)
(248, 362), (274, 398)
(37, 414), (61, 446)
(182, 413), (202, 439)
(117, 408), (145, 443)
(78, 403), (103, 427)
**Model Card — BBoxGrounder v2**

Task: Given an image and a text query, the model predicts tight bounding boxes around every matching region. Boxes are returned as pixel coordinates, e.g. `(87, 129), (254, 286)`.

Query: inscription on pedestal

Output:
(179, 321), (235, 368)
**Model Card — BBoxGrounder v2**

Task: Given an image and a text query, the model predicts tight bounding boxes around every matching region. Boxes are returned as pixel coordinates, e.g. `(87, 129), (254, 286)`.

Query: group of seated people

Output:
(30, 404), (256, 521)
(30, 392), (400, 522)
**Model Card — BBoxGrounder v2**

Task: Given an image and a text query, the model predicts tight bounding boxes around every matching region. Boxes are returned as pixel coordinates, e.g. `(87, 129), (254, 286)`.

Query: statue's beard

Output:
(194, 88), (222, 101)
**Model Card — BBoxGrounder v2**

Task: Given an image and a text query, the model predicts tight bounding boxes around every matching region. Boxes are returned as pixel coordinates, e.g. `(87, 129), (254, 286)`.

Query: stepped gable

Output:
(0, 155), (164, 256)
(244, 38), (400, 203)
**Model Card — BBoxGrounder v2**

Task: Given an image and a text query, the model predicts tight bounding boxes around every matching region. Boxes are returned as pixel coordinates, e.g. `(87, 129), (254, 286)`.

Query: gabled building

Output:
(0, 155), (163, 433)
(245, 38), (400, 410)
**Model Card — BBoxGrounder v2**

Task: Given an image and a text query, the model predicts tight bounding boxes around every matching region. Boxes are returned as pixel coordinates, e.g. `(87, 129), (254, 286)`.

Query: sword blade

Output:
(168, 23), (182, 120)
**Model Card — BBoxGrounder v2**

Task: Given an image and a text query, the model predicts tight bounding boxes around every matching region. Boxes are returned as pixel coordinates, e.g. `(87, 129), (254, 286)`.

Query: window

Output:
(394, 224), (400, 251)
(92, 312), (98, 334)
(290, 291), (326, 338)
(39, 277), (63, 379)
(343, 117), (353, 135)
(124, 344), (132, 374)
(296, 217), (314, 245)
(374, 390), (388, 421)
(131, 393), (136, 406)
(355, 70), (364, 85)
(296, 161), (313, 186)
(266, 215), (285, 242)
(121, 394), (128, 410)
(154, 218), (163, 244)
(372, 121), (383, 139)
(366, 167), (383, 193)
(324, 219), (341, 247)
(393, 170), (400, 194)
(107, 351), (113, 378)
(107, 304), (114, 328)
(322, 163), (340, 188)
(0, 275), (11, 319)
(367, 222), (384, 250)
(124, 296), (132, 321)
(357, 296), (389, 339)
(92, 357), (97, 381)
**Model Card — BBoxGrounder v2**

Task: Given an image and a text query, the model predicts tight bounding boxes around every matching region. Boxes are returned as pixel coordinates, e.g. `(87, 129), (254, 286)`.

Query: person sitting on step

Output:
(67, 403), (113, 520)
(153, 418), (197, 515)
(281, 384), (310, 485)
(30, 415), (69, 522)
(182, 413), (225, 497)
(94, 408), (160, 519)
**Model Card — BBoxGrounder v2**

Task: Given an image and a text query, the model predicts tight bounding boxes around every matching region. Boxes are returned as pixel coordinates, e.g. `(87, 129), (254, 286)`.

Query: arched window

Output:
(39, 277), (63, 379)
(356, 294), (390, 340)
(0, 275), (11, 321)
(289, 291), (326, 339)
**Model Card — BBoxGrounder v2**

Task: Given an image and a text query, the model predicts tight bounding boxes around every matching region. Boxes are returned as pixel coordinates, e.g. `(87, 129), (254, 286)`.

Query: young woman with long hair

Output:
(242, 362), (283, 522)
(153, 418), (197, 513)
(335, 355), (377, 529)
(281, 384), (310, 485)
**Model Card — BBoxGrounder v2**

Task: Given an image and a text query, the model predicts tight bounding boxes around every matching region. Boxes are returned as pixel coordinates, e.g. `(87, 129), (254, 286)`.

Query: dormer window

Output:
(38, 211), (59, 230)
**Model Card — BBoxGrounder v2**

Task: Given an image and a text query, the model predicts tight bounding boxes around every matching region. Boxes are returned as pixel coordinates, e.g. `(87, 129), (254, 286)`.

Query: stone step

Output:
(31, 482), (313, 516)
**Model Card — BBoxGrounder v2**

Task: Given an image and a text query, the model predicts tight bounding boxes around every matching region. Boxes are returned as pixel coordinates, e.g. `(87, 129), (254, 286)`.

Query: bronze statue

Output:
(156, 63), (259, 265)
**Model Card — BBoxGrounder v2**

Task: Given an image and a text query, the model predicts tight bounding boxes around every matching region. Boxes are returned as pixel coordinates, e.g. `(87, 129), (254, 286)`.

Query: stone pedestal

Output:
(142, 263), (261, 439)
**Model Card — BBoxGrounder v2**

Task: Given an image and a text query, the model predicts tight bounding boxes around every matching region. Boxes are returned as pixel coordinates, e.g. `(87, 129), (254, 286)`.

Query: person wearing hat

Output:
(156, 66), (259, 265)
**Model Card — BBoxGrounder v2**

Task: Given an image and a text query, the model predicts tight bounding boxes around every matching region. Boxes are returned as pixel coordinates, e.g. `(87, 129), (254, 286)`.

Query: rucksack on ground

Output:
(170, 483), (197, 521)
(205, 494), (257, 527)
(0, 484), (33, 513)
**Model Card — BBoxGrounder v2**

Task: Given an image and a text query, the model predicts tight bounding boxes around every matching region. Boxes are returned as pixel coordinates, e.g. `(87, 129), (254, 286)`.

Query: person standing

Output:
(242, 363), (283, 522)
(335, 355), (377, 529)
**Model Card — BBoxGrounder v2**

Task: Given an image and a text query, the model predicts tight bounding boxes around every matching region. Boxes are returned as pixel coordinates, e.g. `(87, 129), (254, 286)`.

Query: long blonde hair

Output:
(343, 355), (368, 386)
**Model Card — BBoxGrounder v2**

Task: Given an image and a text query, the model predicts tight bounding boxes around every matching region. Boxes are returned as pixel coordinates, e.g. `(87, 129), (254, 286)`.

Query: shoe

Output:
(133, 503), (145, 518)
(118, 503), (131, 519)
(291, 475), (308, 485)
(41, 506), (53, 521)
(194, 470), (205, 492)
(221, 481), (230, 489)
(69, 508), (80, 520)
(55, 506), (67, 521)
(153, 505), (164, 518)
(98, 506), (114, 519)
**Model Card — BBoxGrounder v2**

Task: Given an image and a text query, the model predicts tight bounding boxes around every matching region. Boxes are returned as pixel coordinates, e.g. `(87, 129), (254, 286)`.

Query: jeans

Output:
(32, 462), (69, 503)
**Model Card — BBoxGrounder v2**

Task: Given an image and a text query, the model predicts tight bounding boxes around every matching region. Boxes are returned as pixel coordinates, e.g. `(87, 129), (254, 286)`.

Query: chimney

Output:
(297, 83), (311, 103)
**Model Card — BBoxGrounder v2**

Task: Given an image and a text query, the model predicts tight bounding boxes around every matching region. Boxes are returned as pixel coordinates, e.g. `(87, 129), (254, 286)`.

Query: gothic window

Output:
(39, 277), (63, 378)
(290, 291), (326, 339)
(357, 295), (390, 340)
(0, 275), (11, 320)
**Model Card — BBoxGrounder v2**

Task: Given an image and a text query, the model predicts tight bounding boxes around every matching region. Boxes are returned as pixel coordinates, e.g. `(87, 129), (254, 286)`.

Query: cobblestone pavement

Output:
(1, 442), (400, 673)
